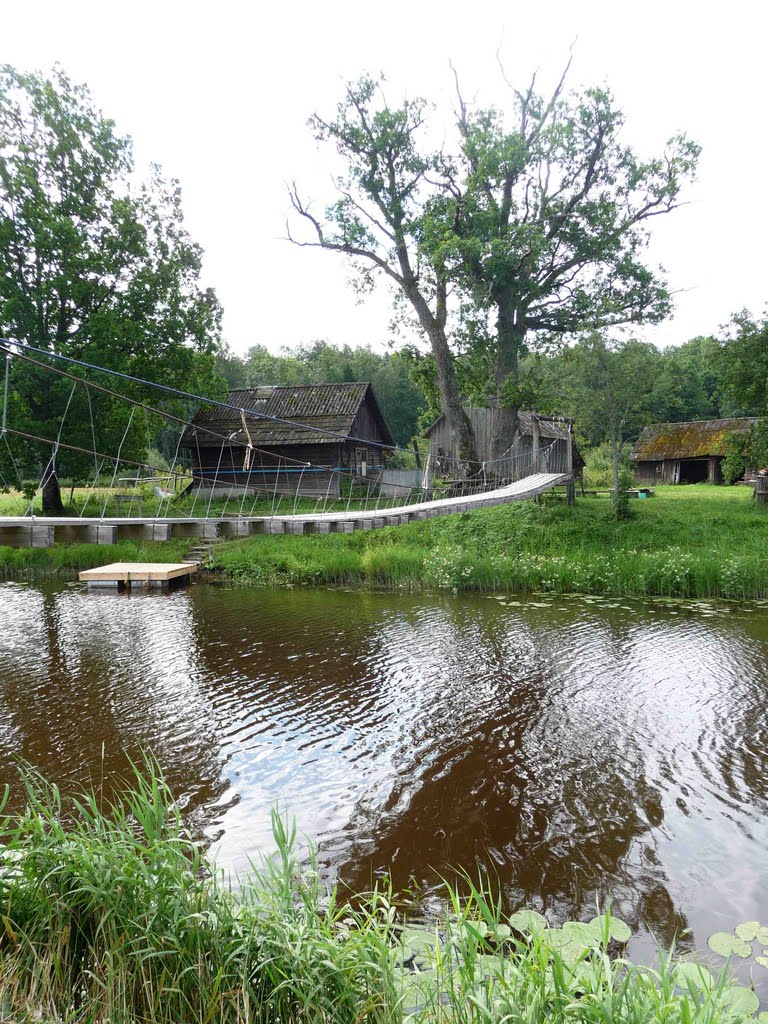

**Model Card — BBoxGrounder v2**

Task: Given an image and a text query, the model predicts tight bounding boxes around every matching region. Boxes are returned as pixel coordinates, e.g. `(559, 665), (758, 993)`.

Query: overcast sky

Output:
(4, 0), (767, 355)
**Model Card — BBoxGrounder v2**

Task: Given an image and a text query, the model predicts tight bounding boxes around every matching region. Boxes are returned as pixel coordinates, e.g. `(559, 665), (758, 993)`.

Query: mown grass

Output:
(214, 485), (768, 599)
(0, 764), (751, 1024)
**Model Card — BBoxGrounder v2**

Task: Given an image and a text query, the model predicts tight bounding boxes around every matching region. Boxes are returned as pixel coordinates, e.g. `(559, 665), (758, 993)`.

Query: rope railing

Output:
(0, 340), (573, 522)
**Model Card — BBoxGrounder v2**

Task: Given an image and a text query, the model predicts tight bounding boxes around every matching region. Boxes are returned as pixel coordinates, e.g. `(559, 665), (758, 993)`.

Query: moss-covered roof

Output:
(631, 418), (758, 461)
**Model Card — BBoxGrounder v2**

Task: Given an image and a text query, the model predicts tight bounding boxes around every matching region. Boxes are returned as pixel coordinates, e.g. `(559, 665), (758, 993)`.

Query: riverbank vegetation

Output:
(1, 487), (766, 599)
(0, 763), (756, 1024)
(214, 486), (768, 599)
(0, 538), (190, 577)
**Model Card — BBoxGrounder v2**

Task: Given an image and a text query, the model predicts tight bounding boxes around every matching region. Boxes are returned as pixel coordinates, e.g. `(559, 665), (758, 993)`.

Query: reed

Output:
(0, 764), (754, 1023)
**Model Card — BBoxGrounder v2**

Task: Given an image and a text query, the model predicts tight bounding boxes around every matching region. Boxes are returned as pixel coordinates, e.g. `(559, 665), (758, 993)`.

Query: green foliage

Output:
(718, 311), (768, 415)
(0, 64), (225, 507)
(204, 485), (768, 599)
(0, 762), (755, 1024)
(583, 444), (633, 489)
(722, 421), (768, 484)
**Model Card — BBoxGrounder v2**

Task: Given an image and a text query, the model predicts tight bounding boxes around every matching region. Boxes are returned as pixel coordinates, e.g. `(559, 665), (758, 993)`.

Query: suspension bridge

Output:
(0, 339), (575, 549)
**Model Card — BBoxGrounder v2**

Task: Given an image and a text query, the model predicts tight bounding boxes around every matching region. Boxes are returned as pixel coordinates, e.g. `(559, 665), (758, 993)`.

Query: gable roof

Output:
(630, 418), (758, 461)
(182, 382), (394, 449)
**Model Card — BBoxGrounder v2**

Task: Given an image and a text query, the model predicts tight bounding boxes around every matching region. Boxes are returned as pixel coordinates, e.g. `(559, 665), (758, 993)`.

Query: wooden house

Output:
(181, 383), (394, 497)
(630, 417), (758, 485)
(423, 407), (582, 478)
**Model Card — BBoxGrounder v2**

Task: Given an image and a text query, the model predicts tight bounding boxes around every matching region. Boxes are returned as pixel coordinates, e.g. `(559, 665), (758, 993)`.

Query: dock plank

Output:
(79, 562), (198, 583)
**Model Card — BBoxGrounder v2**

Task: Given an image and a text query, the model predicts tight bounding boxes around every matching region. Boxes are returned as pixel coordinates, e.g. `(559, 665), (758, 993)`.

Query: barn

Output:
(630, 417), (758, 485)
(181, 383), (394, 497)
(423, 407), (582, 479)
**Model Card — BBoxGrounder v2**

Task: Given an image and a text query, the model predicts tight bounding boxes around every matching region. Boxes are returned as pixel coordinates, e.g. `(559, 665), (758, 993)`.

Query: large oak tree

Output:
(290, 66), (699, 462)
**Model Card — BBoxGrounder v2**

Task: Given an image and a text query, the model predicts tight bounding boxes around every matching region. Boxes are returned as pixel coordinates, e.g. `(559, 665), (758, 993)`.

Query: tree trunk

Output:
(42, 463), (65, 515)
(428, 324), (477, 470)
(402, 278), (478, 472)
(612, 437), (621, 494)
(492, 290), (525, 460)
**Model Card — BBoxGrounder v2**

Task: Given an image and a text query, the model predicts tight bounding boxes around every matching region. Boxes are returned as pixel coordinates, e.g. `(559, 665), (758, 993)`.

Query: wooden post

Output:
(532, 416), (541, 473)
(755, 475), (768, 506)
(566, 421), (576, 506)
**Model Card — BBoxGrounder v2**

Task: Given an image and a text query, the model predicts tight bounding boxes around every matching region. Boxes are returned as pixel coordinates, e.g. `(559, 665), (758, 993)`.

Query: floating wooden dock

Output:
(79, 562), (199, 590)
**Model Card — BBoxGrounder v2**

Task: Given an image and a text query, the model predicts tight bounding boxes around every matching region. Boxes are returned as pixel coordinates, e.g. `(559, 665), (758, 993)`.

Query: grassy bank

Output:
(1, 486), (766, 598)
(0, 765), (754, 1024)
(214, 486), (768, 599)
(0, 537), (191, 577)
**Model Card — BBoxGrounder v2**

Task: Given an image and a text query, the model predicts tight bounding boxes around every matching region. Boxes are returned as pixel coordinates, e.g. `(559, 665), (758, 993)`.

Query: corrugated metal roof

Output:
(182, 383), (394, 448)
(631, 418), (758, 461)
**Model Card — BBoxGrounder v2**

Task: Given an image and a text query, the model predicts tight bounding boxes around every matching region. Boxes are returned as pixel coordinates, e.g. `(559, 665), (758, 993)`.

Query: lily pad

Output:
(707, 931), (752, 959)
(757, 1013), (768, 1024)
(589, 914), (632, 944)
(674, 962), (715, 991)
(395, 967), (437, 1013)
(541, 927), (571, 950)
(756, 956), (768, 969)
(508, 909), (547, 934)
(397, 928), (438, 966)
(562, 920), (601, 947)
(735, 921), (760, 941)
(718, 986), (759, 1016)
(558, 940), (588, 965)
(757, 927), (768, 945)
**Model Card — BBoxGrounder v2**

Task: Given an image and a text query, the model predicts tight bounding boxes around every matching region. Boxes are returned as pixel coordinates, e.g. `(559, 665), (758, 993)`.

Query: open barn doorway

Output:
(678, 459), (709, 484)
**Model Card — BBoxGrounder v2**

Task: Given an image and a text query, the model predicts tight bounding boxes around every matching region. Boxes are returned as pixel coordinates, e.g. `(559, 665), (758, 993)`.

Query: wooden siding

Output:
(193, 443), (344, 497)
(633, 457), (725, 486)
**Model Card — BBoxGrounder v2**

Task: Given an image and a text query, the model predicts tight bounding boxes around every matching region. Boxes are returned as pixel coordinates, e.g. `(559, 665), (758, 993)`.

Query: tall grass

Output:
(214, 488), (768, 599)
(0, 538), (191, 578)
(0, 765), (756, 1023)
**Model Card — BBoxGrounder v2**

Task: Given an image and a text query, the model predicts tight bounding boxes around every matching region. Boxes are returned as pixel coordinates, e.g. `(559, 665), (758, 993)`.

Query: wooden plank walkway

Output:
(0, 472), (569, 547)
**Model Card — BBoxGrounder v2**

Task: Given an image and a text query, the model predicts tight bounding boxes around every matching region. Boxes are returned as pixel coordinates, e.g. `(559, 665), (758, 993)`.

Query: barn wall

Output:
(192, 443), (344, 497)
(633, 462), (660, 485)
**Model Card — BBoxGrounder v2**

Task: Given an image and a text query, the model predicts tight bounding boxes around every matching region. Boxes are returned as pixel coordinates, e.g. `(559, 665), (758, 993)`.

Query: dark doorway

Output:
(678, 459), (709, 484)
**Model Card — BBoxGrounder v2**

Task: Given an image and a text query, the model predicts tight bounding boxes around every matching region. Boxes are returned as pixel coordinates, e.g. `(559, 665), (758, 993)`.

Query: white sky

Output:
(4, 0), (767, 355)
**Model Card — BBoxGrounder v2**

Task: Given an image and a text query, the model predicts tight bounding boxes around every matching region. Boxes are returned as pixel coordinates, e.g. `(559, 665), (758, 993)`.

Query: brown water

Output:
(2, 580), (768, 976)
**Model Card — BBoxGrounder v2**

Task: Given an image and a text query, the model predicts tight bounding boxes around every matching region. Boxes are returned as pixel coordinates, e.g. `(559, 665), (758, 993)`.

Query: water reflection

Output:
(2, 582), (768, 972)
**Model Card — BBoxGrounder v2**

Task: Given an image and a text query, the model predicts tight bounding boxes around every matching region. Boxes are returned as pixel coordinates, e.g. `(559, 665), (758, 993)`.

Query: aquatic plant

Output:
(0, 762), (764, 1023)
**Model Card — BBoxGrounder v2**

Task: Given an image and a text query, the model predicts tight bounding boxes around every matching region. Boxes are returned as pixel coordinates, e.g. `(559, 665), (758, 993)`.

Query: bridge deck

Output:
(0, 472), (569, 546)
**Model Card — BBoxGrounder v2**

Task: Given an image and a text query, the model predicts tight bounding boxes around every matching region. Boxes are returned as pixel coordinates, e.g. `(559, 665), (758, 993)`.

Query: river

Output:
(2, 579), (768, 981)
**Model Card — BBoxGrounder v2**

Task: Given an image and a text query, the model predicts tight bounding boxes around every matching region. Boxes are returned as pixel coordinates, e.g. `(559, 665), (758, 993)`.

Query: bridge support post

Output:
(566, 421), (576, 506)
(88, 525), (118, 545)
(305, 521), (331, 533)
(219, 520), (251, 538)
